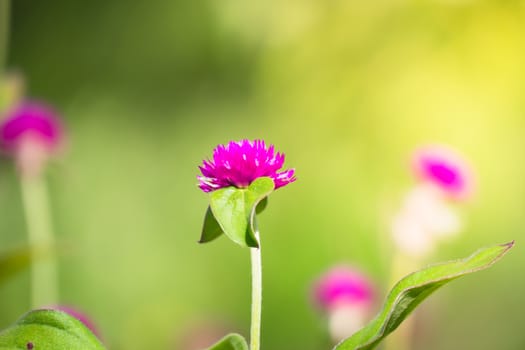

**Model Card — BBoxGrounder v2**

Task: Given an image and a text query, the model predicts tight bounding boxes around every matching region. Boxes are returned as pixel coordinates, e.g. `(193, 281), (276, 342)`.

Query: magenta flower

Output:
(412, 145), (474, 200)
(0, 101), (64, 177)
(0, 101), (63, 152)
(198, 139), (296, 193)
(313, 266), (375, 312)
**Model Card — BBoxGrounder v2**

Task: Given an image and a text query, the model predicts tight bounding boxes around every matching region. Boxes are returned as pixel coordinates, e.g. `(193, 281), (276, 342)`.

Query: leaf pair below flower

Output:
(200, 177), (275, 248)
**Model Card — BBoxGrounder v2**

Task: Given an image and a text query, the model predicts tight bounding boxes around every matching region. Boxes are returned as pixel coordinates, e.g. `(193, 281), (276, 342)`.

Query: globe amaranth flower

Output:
(0, 101), (64, 177)
(197, 139), (295, 192)
(412, 145), (474, 200)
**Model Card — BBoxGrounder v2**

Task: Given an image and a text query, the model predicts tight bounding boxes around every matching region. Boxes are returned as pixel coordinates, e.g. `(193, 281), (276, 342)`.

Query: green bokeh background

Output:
(0, 1), (524, 349)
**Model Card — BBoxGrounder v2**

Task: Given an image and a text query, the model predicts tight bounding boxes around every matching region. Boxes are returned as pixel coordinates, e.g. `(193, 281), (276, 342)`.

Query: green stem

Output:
(20, 175), (59, 309)
(250, 231), (262, 350)
(0, 0), (10, 70)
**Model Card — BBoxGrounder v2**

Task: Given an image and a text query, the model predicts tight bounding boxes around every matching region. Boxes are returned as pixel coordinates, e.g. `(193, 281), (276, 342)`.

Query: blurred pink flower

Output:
(0, 101), (63, 152)
(0, 101), (64, 177)
(313, 266), (374, 312)
(313, 266), (375, 342)
(412, 145), (474, 200)
(198, 139), (295, 192)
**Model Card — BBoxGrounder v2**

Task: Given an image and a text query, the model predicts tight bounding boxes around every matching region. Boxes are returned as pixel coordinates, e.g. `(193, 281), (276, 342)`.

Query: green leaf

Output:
(334, 241), (515, 350)
(199, 206), (224, 243)
(255, 197), (268, 214)
(206, 333), (248, 350)
(0, 309), (106, 350)
(208, 177), (274, 248)
(0, 246), (35, 286)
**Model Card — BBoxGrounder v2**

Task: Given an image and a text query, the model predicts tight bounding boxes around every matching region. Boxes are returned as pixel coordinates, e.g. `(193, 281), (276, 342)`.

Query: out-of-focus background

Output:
(0, 1), (524, 349)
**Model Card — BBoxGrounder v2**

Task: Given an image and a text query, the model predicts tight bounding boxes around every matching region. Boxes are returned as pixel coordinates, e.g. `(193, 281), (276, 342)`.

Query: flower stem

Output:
(0, 0), (10, 70)
(250, 231), (262, 350)
(20, 174), (59, 309)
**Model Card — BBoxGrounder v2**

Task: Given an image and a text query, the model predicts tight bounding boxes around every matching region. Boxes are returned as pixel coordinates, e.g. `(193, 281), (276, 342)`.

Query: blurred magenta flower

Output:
(390, 145), (473, 257)
(313, 266), (375, 342)
(0, 101), (64, 177)
(0, 102), (63, 151)
(313, 266), (374, 312)
(198, 139), (295, 192)
(412, 145), (474, 200)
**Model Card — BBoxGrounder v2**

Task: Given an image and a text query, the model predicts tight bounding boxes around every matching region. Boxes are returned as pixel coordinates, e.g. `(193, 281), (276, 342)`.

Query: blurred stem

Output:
(385, 253), (419, 350)
(250, 231), (262, 350)
(0, 0), (10, 70)
(20, 174), (59, 309)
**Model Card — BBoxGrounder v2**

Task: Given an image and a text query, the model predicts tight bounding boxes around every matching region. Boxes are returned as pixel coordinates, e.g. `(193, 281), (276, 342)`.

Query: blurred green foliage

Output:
(0, 1), (524, 349)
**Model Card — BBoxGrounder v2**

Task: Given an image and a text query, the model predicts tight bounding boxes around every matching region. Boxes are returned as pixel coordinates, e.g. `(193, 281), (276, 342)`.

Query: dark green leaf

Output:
(199, 206), (224, 243)
(0, 309), (106, 350)
(209, 177), (274, 248)
(206, 333), (248, 350)
(334, 241), (514, 350)
(255, 197), (268, 214)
